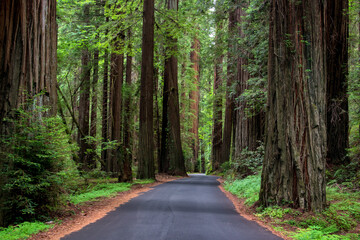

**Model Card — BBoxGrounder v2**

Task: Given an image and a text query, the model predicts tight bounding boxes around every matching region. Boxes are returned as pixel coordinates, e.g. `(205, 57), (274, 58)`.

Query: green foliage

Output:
(224, 173), (261, 206)
(69, 179), (155, 205)
(69, 182), (132, 204)
(293, 226), (351, 240)
(257, 206), (300, 219)
(0, 106), (77, 225)
(0, 221), (53, 240)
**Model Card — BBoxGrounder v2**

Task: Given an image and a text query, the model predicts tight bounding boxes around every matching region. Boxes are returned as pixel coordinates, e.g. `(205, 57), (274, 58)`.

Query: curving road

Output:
(62, 174), (282, 240)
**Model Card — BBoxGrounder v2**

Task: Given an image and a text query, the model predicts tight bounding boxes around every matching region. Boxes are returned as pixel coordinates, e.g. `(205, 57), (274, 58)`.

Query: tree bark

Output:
(325, 0), (349, 166)
(160, 0), (187, 176)
(120, 29), (133, 182)
(110, 38), (124, 174)
(137, 0), (155, 179)
(189, 38), (200, 172)
(259, 0), (327, 212)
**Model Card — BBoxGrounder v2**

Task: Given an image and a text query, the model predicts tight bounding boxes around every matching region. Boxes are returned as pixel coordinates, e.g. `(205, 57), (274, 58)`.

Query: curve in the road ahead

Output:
(62, 174), (283, 240)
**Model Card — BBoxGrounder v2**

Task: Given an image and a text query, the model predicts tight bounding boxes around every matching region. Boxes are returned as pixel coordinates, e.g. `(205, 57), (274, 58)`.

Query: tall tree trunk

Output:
(325, 0), (349, 166)
(0, 0), (57, 226)
(120, 29), (133, 182)
(159, 66), (170, 173)
(200, 141), (206, 173)
(78, 4), (93, 170)
(90, 41), (99, 165)
(189, 38), (200, 172)
(222, 3), (238, 165)
(259, 0), (327, 212)
(137, 0), (155, 179)
(102, 17), (110, 171)
(162, 0), (187, 176)
(110, 37), (124, 175)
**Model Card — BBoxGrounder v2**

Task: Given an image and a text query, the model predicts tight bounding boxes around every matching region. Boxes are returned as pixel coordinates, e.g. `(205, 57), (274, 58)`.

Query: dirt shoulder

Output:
(217, 178), (291, 240)
(29, 174), (183, 240)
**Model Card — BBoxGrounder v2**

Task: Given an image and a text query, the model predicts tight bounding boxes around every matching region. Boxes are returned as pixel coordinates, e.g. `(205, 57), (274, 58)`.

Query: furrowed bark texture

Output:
(0, 0), (57, 124)
(137, 0), (155, 179)
(189, 38), (200, 172)
(325, 0), (349, 166)
(259, 0), (327, 211)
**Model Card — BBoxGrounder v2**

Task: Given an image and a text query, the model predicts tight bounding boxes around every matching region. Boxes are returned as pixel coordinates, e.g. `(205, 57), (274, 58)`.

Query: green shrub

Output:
(0, 106), (77, 225)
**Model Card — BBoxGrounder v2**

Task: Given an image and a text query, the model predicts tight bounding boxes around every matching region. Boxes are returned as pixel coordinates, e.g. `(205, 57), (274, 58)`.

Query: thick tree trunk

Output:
(161, 0), (187, 176)
(0, 0), (57, 226)
(137, 0), (155, 179)
(120, 30), (133, 182)
(189, 38), (200, 172)
(259, 0), (327, 212)
(325, 0), (349, 166)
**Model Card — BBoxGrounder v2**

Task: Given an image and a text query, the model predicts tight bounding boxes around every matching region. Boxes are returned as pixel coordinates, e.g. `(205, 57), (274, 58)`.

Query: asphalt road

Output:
(62, 174), (283, 240)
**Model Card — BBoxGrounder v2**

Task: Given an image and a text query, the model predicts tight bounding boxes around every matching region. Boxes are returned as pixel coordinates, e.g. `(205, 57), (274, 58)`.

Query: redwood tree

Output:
(189, 38), (200, 172)
(137, 0), (156, 179)
(160, 0), (187, 176)
(260, 0), (327, 211)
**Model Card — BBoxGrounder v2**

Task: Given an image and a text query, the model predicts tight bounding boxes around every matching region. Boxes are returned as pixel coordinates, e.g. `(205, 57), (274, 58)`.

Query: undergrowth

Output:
(224, 173), (360, 240)
(0, 221), (53, 240)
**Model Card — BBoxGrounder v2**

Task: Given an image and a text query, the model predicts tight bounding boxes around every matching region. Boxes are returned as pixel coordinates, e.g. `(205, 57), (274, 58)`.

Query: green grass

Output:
(0, 221), (53, 240)
(224, 174), (261, 206)
(69, 179), (155, 205)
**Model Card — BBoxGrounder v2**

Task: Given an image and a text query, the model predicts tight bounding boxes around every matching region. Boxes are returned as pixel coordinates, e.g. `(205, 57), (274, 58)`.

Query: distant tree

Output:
(212, 4), (224, 171)
(260, 0), (327, 211)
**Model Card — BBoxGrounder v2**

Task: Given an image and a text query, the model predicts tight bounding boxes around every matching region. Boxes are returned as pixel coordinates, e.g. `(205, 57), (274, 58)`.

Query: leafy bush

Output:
(0, 106), (77, 225)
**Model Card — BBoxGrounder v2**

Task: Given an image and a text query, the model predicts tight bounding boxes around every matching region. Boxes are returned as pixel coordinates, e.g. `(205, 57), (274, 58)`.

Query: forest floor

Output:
(28, 174), (184, 240)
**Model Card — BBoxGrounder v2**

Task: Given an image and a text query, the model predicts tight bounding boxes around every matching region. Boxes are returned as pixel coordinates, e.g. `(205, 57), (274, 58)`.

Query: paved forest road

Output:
(62, 174), (283, 240)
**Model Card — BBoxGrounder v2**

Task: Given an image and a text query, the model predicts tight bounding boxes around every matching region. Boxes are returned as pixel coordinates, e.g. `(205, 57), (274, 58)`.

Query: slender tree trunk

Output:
(189, 38), (200, 172)
(90, 42), (99, 165)
(78, 4), (93, 170)
(200, 141), (206, 173)
(110, 38), (124, 175)
(222, 3), (238, 165)
(137, 0), (155, 179)
(159, 67), (170, 173)
(325, 0), (349, 166)
(102, 17), (110, 171)
(259, 0), (327, 212)
(120, 29), (133, 182)
(0, 0), (57, 226)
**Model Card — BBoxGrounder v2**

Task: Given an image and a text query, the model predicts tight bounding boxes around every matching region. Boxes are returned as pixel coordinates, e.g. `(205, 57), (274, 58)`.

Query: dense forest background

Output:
(0, 0), (359, 238)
